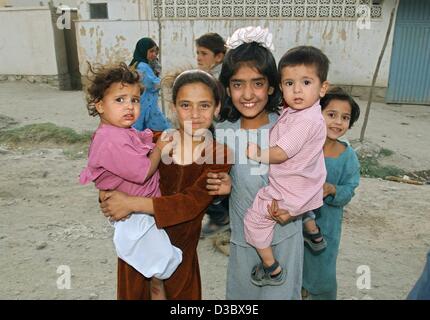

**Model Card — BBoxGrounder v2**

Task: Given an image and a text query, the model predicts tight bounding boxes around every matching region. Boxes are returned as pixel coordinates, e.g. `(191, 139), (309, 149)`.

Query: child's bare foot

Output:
(150, 278), (166, 300)
(304, 219), (323, 242)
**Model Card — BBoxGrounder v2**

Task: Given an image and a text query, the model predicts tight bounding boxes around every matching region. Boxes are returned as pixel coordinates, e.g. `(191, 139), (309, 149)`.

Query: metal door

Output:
(386, 0), (430, 105)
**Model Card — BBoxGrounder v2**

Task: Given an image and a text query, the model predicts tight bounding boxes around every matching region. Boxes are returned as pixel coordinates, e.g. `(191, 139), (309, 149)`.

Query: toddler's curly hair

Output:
(85, 62), (143, 116)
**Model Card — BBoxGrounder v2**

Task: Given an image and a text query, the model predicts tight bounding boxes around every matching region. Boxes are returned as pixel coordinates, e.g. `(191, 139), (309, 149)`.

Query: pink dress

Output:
(80, 124), (182, 279)
(244, 102), (327, 249)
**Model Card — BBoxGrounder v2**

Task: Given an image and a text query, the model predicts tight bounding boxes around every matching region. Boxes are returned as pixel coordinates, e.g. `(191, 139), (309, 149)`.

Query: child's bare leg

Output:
(304, 219), (323, 242)
(150, 278), (166, 300)
(256, 247), (282, 276)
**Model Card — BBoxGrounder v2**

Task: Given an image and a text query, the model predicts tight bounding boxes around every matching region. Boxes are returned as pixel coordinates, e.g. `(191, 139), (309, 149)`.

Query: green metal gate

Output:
(386, 0), (430, 105)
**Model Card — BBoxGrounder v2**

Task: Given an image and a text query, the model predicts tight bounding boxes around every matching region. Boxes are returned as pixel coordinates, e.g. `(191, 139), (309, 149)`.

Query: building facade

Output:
(75, 0), (395, 100)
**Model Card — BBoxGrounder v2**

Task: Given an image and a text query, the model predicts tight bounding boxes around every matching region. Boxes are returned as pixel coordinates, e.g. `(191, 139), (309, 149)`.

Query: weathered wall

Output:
(3, 0), (78, 7)
(77, 0), (149, 20)
(75, 0), (397, 89)
(0, 6), (73, 89)
(0, 7), (59, 75)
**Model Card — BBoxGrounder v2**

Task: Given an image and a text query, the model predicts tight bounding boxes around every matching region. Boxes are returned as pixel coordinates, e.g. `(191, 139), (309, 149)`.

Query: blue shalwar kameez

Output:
(302, 141), (360, 300)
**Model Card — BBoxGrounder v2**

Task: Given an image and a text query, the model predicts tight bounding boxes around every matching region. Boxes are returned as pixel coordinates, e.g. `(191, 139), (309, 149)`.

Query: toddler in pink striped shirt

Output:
(245, 46), (330, 287)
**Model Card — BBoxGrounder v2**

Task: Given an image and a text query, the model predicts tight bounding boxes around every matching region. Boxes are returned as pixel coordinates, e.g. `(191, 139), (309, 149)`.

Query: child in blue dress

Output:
(302, 86), (361, 300)
(129, 37), (171, 131)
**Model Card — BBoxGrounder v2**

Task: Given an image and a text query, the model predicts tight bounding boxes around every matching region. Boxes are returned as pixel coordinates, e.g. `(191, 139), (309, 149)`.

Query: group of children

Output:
(79, 26), (361, 300)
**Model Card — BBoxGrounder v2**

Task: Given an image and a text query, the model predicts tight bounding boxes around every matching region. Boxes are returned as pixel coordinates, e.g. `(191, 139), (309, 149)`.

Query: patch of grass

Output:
(0, 123), (92, 146)
(359, 156), (406, 178)
(63, 145), (89, 160)
(379, 148), (394, 157)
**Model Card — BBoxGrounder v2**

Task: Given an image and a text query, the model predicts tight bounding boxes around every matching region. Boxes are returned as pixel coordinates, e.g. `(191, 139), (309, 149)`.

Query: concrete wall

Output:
(77, 0), (149, 20)
(0, 6), (73, 89)
(3, 0), (78, 7)
(0, 7), (59, 75)
(75, 0), (397, 90)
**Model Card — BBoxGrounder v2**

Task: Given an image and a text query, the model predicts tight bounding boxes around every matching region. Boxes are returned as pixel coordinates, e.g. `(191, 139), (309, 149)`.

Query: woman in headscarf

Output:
(130, 37), (171, 131)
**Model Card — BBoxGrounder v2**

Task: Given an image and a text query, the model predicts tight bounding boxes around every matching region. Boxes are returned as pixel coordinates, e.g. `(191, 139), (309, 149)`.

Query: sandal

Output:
(250, 260), (287, 287)
(303, 227), (327, 252)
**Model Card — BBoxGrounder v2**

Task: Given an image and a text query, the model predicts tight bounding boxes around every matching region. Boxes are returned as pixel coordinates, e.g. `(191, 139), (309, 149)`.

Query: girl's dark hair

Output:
(85, 62), (143, 117)
(129, 37), (158, 66)
(218, 42), (281, 122)
(278, 46), (330, 83)
(195, 33), (226, 55)
(320, 87), (360, 128)
(171, 69), (222, 106)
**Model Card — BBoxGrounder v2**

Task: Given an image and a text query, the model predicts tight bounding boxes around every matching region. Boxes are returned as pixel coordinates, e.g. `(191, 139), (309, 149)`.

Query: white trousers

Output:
(113, 213), (182, 279)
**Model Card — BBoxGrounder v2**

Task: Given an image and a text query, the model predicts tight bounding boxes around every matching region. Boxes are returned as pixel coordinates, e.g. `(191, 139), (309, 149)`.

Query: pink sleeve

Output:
(275, 119), (314, 158)
(91, 130), (152, 184)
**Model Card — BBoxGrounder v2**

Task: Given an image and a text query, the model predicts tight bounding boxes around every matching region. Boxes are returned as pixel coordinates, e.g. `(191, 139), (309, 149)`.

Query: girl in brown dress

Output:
(100, 69), (231, 299)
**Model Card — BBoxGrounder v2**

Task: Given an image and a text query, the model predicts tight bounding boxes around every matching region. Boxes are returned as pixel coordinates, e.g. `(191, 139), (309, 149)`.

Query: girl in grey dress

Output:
(213, 27), (304, 299)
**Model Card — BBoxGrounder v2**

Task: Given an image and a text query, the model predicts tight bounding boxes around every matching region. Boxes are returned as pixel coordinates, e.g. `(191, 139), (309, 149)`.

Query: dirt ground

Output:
(0, 81), (429, 300)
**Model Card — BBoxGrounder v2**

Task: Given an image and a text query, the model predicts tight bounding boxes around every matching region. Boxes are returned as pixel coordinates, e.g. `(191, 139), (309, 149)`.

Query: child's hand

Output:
(267, 199), (293, 225)
(156, 131), (174, 154)
(99, 190), (133, 221)
(206, 172), (232, 196)
(247, 142), (261, 161)
(323, 183), (336, 198)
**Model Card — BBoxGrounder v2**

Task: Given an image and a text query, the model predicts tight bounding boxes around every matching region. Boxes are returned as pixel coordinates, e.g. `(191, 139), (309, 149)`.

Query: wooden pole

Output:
(156, 0), (167, 114)
(359, 3), (397, 142)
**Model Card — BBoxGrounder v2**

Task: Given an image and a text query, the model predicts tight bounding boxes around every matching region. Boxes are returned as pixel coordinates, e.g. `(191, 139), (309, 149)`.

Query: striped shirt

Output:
(258, 101), (327, 216)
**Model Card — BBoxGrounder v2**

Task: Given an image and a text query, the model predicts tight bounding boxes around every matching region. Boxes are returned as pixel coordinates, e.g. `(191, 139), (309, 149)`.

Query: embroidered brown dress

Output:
(117, 143), (231, 299)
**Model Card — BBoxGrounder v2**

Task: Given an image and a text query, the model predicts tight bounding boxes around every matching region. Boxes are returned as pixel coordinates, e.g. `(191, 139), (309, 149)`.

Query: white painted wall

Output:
(0, 6), (59, 75)
(77, 0), (152, 20)
(76, 0), (398, 88)
(3, 0), (78, 7)
(77, 0), (140, 21)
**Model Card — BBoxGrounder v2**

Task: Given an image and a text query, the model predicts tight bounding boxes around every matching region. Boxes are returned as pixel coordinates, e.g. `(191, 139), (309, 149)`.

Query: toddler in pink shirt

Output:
(79, 63), (181, 300)
(245, 46), (330, 287)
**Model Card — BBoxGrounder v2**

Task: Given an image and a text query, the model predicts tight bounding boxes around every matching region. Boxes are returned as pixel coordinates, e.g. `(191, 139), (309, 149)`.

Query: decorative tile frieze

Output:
(152, 0), (383, 19)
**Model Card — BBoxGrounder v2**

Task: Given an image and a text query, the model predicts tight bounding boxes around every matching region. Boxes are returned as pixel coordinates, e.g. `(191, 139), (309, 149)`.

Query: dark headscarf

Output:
(129, 37), (158, 66)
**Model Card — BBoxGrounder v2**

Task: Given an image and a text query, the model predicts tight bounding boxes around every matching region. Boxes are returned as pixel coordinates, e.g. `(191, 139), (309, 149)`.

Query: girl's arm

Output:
(247, 143), (288, 164)
(101, 147), (232, 226)
(206, 172), (232, 196)
(137, 63), (160, 90)
(323, 152), (360, 208)
(153, 162), (231, 229)
(100, 190), (152, 221)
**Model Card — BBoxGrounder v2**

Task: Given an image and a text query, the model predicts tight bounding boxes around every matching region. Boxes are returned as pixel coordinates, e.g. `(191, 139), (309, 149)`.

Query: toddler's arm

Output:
(145, 130), (176, 179)
(247, 143), (288, 164)
(92, 129), (161, 185)
(145, 143), (162, 180)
